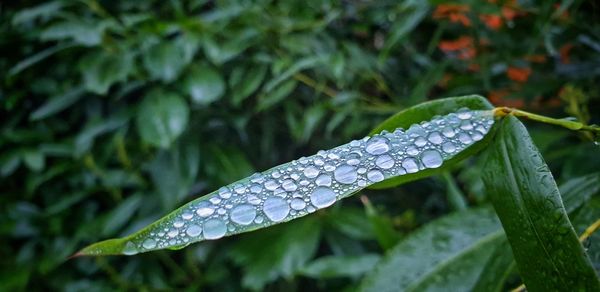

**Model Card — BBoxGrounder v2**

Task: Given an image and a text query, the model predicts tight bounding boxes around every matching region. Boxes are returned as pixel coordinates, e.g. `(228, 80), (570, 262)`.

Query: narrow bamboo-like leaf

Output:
(368, 95), (495, 189)
(482, 116), (600, 291)
(359, 207), (504, 292)
(77, 104), (496, 256)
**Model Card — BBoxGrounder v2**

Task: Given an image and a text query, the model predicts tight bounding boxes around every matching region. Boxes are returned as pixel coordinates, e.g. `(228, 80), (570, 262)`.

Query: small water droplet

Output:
(247, 194), (261, 205)
(375, 155), (395, 169)
(407, 146), (419, 155)
(263, 197), (290, 222)
(290, 198), (307, 210)
(367, 169), (384, 182)
(304, 166), (320, 178)
(167, 229), (179, 238)
(186, 224), (202, 237)
(460, 120), (473, 130)
(181, 211), (194, 220)
(219, 187), (232, 198)
(250, 183), (262, 193)
(196, 202), (215, 217)
(209, 197), (221, 205)
(457, 109), (472, 119)
(365, 137), (390, 155)
(264, 179), (279, 191)
(427, 131), (444, 144)
(402, 157), (419, 173)
(421, 150), (443, 168)
(254, 216), (264, 224)
(458, 133), (473, 144)
(142, 238), (156, 249)
(442, 126), (456, 138)
(173, 220), (184, 228)
(414, 137), (427, 147)
(123, 241), (138, 255)
(334, 164), (358, 184)
(281, 179), (298, 191)
(233, 184), (246, 194)
(442, 141), (456, 153)
(230, 204), (257, 225)
(346, 152), (362, 165)
(315, 174), (332, 186)
(203, 219), (226, 239)
(310, 187), (336, 208)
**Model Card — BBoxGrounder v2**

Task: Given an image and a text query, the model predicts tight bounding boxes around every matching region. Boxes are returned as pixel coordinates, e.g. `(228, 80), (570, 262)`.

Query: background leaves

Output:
(1, 0), (600, 291)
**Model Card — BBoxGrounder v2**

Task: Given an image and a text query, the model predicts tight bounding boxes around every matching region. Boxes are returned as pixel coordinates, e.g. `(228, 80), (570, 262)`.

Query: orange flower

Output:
(524, 54), (547, 63)
(559, 44), (574, 64)
(480, 14), (503, 30)
(507, 67), (532, 83)
(488, 89), (525, 108)
(438, 36), (476, 60)
(501, 6), (518, 20)
(433, 4), (471, 26)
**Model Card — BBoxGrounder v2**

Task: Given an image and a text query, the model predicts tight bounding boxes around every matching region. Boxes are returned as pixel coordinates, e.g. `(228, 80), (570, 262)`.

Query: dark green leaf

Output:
(29, 87), (85, 121)
(300, 254), (380, 279)
(482, 116), (600, 291)
(183, 64), (225, 105)
(136, 90), (189, 148)
(79, 50), (134, 94)
(143, 41), (189, 82)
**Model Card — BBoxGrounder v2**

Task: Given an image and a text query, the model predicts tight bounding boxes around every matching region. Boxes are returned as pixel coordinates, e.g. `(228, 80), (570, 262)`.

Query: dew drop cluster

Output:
(122, 109), (495, 254)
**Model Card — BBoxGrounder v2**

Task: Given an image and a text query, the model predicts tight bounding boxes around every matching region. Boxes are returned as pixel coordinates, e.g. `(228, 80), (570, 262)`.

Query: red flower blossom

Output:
(507, 67), (532, 83)
(438, 36), (476, 60)
(480, 14), (502, 30)
(433, 4), (471, 27)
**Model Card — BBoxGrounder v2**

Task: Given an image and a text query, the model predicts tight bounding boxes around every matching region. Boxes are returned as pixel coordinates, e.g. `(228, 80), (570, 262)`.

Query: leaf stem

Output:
(493, 107), (600, 134)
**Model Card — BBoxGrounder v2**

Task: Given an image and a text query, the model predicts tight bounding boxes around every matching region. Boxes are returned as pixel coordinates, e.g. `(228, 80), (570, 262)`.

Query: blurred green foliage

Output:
(1, 0), (599, 291)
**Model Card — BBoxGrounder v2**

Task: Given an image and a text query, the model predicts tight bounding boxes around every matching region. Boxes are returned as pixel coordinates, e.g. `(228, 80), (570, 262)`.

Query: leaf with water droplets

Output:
(482, 116), (600, 291)
(76, 97), (497, 256)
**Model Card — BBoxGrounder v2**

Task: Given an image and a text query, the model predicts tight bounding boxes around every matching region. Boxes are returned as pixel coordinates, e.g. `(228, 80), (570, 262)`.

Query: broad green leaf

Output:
(571, 197), (600, 272)
(39, 19), (112, 46)
(256, 79), (297, 111)
(79, 50), (134, 94)
(9, 43), (75, 76)
(559, 172), (600, 213)
(136, 90), (189, 149)
(229, 64), (268, 106)
(300, 254), (380, 279)
(11, 1), (63, 26)
(77, 102), (496, 256)
(143, 41), (189, 82)
(470, 239), (515, 292)
(379, 0), (429, 61)
(359, 207), (504, 292)
(368, 95), (494, 189)
(482, 116), (600, 291)
(182, 64), (225, 105)
(29, 87), (84, 121)
(22, 149), (45, 172)
(229, 217), (321, 290)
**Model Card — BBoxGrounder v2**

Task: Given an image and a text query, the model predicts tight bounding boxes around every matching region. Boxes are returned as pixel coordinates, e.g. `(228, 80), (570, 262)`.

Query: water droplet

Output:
(123, 241), (138, 255)
(167, 229), (179, 238)
(181, 211), (194, 220)
(254, 216), (264, 224)
(365, 137), (390, 155)
(458, 133), (473, 144)
(407, 146), (419, 155)
(457, 109), (472, 119)
(203, 219), (226, 239)
(460, 120), (473, 130)
(315, 174), (332, 186)
(314, 158), (325, 166)
(334, 165), (358, 184)
(304, 166), (320, 178)
(186, 224), (202, 237)
(367, 169), (384, 182)
(471, 131), (483, 141)
(414, 137), (427, 147)
(263, 197), (290, 222)
(250, 183), (262, 193)
(219, 187), (232, 198)
(442, 142), (456, 153)
(290, 198), (307, 210)
(281, 179), (298, 191)
(230, 204), (256, 225)
(196, 202), (215, 217)
(209, 197), (221, 205)
(247, 194), (261, 205)
(421, 150), (443, 168)
(310, 187), (336, 208)
(427, 131), (444, 144)
(233, 184), (245, 194)
(264, 179), (279, 191)
(375, 155), (395, 169)
(142, 238), (156, 249)
(442, 126), (456, 138)
(402, 157), (419, 173)
(173, 220), (185, 228)
(346, 152), (362, 165)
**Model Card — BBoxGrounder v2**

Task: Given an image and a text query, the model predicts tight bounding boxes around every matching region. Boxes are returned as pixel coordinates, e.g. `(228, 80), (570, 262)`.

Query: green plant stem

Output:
(493, 107), (600, 134)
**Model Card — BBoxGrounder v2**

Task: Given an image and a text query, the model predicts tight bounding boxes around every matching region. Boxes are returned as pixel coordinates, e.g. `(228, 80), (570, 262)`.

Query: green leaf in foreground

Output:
(77, 97), (496, 256)
(482, 116), (600, 291)
(136, 90), (189, 149)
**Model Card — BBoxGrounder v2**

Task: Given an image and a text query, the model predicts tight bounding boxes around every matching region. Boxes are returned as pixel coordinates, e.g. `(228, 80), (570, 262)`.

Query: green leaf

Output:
(11, 1), (63, 26)
(470, 239), (515, 292)
(9, 43), (75, 76)
(368, 95), (494, 189)
(182, 64), (225, 105)
(229, 217), (321, 290)
(482, 116), (600, 291)
(571, 197), (600, 272)
(229, 64), (268, 106)
(136, 90), (189, 148)
(77, 98), (496, 256)
(300, 254), (380, 279)
(39, 20), (112, 46)
(359, 207), (504, 292)
(29, 87), (85, 121)
(379, 0), (429, 61)
(559, 172), (600, 213)
(79, 50), (134, 94)
(22, 150), (45, 172)
(257, 79), (297, 111)
(143, 41), (189, 82)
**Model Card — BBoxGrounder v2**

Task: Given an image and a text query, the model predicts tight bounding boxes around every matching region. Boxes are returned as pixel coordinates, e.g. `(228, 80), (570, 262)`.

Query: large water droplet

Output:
(186, 224), (202, 237)
(203, 219), (227, 239)
(367, 169), (384, 182)
(442, 126), (456, 138)
(414, 137), (427, 147)
(457, 109), (472, 119)
(123, 241), (138, 255)
(421, 150), (443, 168)
(334, 165), (358, 184)
(247, 194), (261, 205)
(263, 197), (290, 222)
(346, 152), (362, 165)
(375, 155), (395, 169)
(427, 132), (444, 144)
(304, 166), (320, 178)
(290, 198), (306, 210)
(219, 187), (232, 198)
(458, 133), (473, 144)
(460, 120), (473, 130)
(196, 202), (214, 217)
(365, 137), (390, 155)
(264, 179), (279, 191)
(181, 211), (194, 220)
(250, 183), (262, 193)
(315, 174), (332, 186)
(230, 204), (257, 225)
(310, 187), (336, 208)
(402, 158), (419, 173)
(142, 238), (156, 249)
